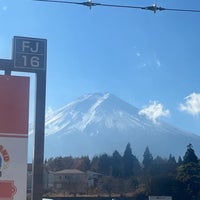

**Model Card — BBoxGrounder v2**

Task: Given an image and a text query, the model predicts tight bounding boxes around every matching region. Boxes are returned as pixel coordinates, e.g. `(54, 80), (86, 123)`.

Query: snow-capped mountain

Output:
(28, 93), (200, 161)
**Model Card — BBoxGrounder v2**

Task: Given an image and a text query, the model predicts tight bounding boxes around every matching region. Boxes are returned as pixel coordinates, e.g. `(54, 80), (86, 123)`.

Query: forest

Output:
(45, 143), (200, 200)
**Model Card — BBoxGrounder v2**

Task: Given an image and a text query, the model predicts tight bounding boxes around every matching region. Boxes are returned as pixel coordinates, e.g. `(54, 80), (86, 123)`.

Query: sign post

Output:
(13, 36), (47, 200)
(0, 36), (47, 200)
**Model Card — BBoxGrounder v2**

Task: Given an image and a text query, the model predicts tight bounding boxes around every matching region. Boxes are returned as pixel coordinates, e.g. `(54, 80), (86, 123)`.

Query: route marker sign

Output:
(13, 36), (47, 70)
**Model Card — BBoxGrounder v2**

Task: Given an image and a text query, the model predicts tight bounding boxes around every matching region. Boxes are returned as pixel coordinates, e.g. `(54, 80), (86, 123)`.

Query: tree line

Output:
(45, 143), (200, 199)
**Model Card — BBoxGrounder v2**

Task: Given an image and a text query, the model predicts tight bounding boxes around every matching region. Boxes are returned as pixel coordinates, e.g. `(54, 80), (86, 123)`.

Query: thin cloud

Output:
(135, 50), (161, 70)
(179, 93), (200, 116)
(139, 101), (170, 123)
(155, 56), (161, 67)
(154, 54), (161, 67)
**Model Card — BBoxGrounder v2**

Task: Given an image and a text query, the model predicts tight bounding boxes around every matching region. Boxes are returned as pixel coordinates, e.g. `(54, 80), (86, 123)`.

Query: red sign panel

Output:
(0, 75), (30, 200)
(0, 75), (29, 136)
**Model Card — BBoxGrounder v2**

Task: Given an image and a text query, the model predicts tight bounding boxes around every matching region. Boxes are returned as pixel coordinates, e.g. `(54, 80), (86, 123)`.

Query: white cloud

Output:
(179, 93), (200, 116)
(139, 101), (170, 123)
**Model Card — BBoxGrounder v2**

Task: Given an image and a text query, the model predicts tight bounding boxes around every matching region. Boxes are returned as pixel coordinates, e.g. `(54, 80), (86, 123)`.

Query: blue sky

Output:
(0, 0), (200, 135)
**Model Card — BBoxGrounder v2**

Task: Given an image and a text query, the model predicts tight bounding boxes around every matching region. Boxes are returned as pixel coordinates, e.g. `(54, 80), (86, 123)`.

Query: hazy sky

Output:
(0, 0), (200, 135)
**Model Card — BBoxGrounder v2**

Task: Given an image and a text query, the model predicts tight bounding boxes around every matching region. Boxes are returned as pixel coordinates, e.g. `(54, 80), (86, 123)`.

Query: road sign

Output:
(0, 36), (47, 200)
(13, 36), (47, 70)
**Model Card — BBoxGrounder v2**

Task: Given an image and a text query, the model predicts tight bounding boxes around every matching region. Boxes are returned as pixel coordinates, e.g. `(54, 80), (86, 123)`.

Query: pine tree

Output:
(123, 143), (141, 177)
(123, 143), (134, 177)
(183, 144), (198, 164)
(178, 156), (183, 165)
(111, 150), (123, 178)
(98, 153), (112, 175)
(177, 162), (200, 199)
(142, 146), (153, 170)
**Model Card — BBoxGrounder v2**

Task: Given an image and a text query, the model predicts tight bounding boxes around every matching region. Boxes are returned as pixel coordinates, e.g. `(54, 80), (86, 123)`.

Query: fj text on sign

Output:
(13, 36), (47, 70)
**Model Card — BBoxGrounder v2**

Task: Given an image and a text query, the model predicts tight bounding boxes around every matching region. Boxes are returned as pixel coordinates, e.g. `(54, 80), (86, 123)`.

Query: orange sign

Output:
(0, 75), (30, 200)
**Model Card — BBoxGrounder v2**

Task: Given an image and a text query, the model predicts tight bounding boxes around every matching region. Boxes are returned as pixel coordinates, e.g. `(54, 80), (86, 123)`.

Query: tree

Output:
(123, 143), (141, 178)
(150, 156), (171, 177)
(176, 162), (200, 199)
(90, 156), (100, 172)
(166, 154), (177, 177)
(111, 150), (123, 178)
(96, 176), (113, 196)
(168, 154), (176, 164)
(183, 144), (198, 164)
(147, 175), (188, 200)
(123, 143), (134, 177)
(73, 156), (90, 171)
(98, 153), (112, 175)
(142, 146), (153, 172)
(47, 156), (65, 171)
(178, 156), (183, 166)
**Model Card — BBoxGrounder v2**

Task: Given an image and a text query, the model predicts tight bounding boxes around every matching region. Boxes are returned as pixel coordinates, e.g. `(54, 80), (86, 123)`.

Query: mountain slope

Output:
(28, 93), (200, 160)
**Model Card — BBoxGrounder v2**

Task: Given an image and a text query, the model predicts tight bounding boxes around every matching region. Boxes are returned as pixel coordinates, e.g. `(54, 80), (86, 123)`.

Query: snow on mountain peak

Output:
(28, 92), (200, 160)
(78, 93), (110, 131)
(45, 93), (113, 135)
(44, 92), (159, 138)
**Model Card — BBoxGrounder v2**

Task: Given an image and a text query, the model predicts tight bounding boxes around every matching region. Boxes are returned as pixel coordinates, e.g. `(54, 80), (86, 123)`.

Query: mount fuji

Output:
(28, 93), (200, 161)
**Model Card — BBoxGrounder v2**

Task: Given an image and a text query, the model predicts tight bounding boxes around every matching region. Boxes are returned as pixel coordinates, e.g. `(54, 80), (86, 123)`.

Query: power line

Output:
(34, 0), (200, 13)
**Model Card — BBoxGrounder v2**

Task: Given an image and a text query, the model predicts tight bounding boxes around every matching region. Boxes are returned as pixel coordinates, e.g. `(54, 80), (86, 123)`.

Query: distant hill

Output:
(28, 93), (200, 161)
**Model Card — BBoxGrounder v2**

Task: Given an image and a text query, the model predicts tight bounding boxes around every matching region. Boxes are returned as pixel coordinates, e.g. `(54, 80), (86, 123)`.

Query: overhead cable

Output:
(34, 0), (200, 13)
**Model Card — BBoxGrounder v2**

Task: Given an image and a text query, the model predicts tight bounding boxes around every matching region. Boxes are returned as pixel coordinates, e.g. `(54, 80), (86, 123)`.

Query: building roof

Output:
(55, 169), (85, 175)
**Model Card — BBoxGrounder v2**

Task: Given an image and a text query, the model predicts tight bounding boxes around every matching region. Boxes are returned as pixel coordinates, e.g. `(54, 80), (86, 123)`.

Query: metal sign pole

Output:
(0, 36), (47, 200)
(32, 70), (46, 200)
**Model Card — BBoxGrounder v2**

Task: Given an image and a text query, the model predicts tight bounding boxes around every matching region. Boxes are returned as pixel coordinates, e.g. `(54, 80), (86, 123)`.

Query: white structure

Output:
(149, 196), (172, 200)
